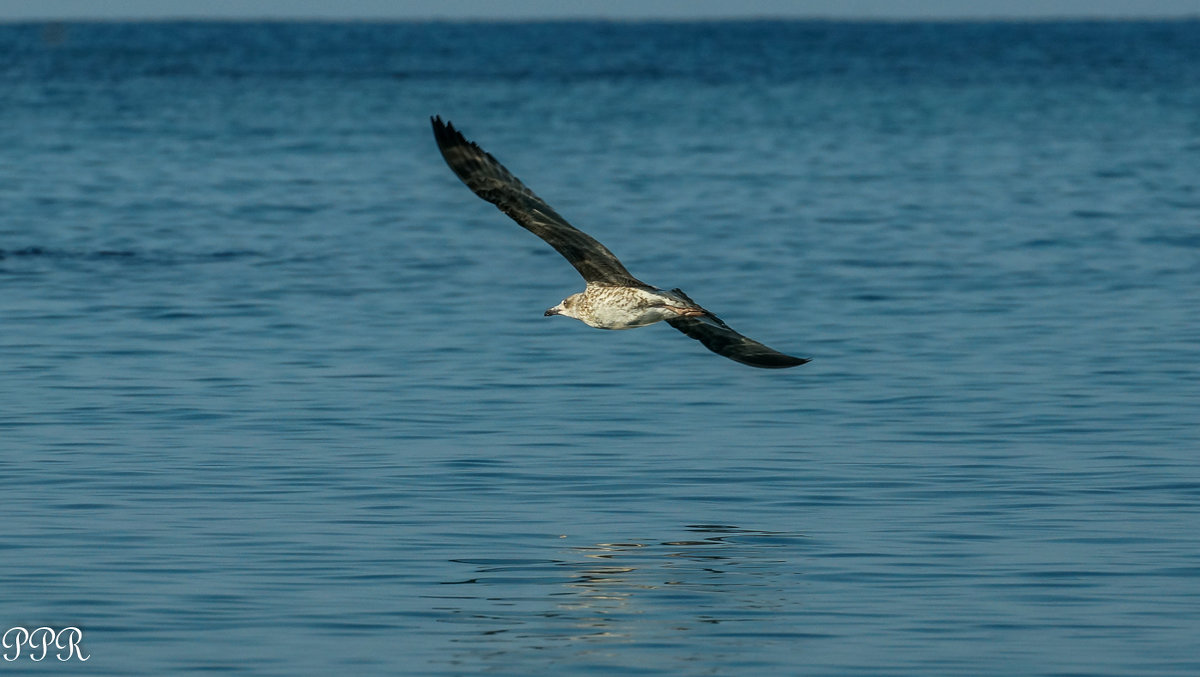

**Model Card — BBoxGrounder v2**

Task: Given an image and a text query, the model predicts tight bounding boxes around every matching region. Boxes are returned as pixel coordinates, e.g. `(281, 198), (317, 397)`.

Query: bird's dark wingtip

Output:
(747, 355), (811, 369)
(431, 116), (480, 158)
(431, 115), (452, 144)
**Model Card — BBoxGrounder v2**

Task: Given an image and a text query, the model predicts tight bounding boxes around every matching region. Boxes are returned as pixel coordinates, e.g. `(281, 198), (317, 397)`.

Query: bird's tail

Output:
(670, 288), (729, 328)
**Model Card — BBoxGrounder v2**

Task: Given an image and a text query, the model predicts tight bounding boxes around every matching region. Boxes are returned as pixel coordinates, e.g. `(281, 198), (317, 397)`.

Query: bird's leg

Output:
(662, 305), (707, 317)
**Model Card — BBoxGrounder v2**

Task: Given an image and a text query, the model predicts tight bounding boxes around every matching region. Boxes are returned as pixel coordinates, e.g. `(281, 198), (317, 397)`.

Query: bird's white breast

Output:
(579, 286), (682, 330)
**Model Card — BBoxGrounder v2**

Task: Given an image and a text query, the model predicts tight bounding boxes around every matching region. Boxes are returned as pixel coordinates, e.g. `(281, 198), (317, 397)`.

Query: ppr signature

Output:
(3, 627), (89, 662)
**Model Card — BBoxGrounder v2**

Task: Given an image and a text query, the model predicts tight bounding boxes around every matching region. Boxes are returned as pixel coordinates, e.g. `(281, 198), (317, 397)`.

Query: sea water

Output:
(2, 20), (1199, 675)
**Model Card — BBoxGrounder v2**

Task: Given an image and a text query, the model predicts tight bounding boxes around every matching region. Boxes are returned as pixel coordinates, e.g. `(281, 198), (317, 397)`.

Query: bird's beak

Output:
(544, 307), (560, 317)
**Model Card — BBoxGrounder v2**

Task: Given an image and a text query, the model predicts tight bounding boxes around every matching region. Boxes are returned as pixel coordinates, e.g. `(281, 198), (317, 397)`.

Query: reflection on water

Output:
(434, 526), (810, 672)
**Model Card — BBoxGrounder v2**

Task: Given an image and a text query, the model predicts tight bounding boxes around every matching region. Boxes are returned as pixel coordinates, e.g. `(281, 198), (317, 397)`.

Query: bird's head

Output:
(544, 293), (583, 320)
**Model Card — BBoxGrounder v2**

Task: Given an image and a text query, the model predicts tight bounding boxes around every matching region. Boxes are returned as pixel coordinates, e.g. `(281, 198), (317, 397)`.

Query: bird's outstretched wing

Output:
(666, 289), (809, 369)
(667, 314), (810, 368)
(432, 116), (645, 287)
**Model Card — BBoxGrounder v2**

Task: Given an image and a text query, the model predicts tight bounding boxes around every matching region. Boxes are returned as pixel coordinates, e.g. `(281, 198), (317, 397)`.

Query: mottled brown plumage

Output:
(432, 116), (809, 369)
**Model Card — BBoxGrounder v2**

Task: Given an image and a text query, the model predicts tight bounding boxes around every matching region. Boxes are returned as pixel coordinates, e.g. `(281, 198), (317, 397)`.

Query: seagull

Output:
(431, 116), (810, 369)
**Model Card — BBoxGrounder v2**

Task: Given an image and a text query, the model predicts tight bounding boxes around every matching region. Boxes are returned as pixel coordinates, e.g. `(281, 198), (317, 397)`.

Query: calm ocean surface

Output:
(2, 20), (1199, 675)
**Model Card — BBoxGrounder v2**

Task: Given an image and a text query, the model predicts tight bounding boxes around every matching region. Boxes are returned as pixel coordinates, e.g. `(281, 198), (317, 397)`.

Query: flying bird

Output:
(431, 116), (809, 369)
